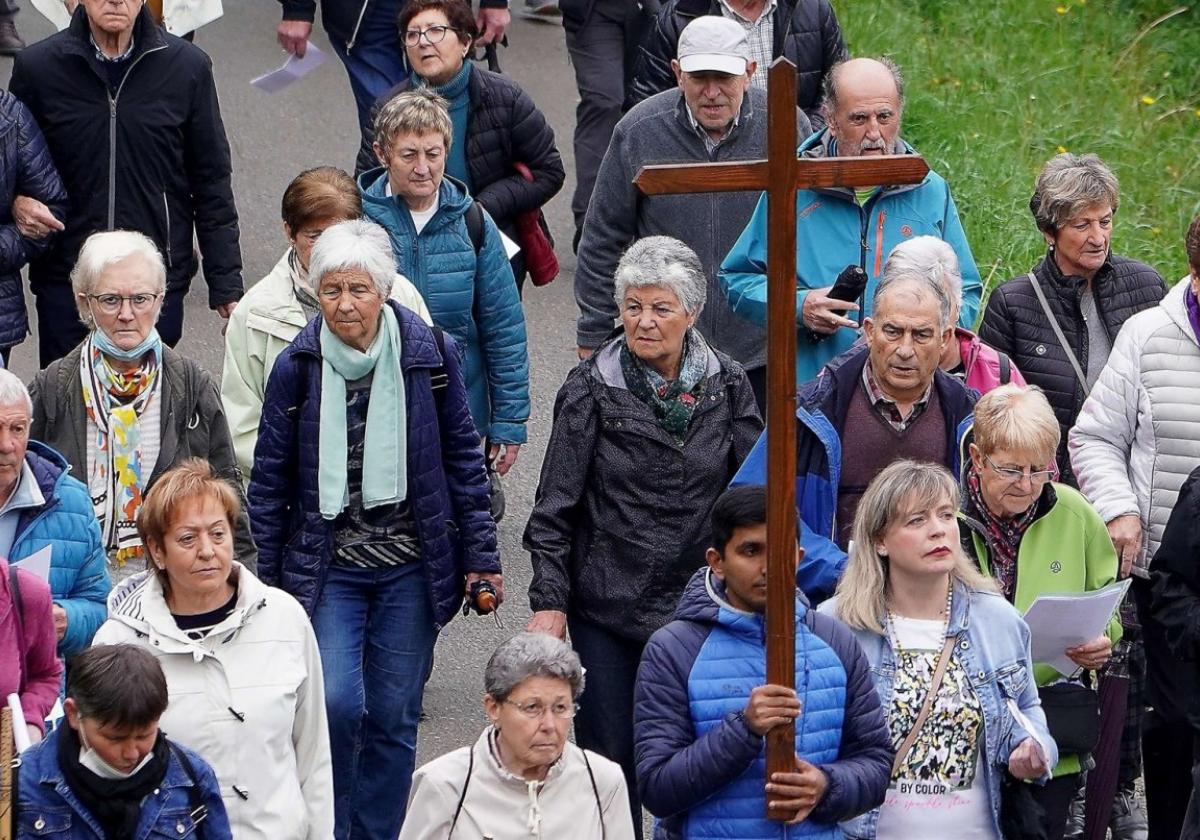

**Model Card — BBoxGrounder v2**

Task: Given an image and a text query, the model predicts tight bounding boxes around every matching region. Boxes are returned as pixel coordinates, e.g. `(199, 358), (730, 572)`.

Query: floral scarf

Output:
(80, 335), (162, 566)
(619, 328), (708, 443)
(964, 465), (1038, 599)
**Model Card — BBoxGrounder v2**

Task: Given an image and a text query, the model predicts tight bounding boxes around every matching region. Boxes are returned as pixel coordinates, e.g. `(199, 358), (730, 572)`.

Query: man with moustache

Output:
(731, 255), (978, 601)
(574, 16), (809, 409)
(720, 57), (982, 384)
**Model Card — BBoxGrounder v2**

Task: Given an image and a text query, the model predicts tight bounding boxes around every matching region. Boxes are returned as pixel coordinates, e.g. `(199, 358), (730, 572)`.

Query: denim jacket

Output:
(17, 727), (232, 840)
(817, 581), (1057, 839)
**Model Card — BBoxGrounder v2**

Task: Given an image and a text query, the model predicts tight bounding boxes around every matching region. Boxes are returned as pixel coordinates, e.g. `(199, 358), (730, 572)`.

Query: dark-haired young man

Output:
(632, 484), (892, 839)
(17, 644), (232, 839)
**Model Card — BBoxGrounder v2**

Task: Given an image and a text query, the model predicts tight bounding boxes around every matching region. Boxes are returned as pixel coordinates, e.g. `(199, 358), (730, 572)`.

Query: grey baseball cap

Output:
(677, 16), (750, 76)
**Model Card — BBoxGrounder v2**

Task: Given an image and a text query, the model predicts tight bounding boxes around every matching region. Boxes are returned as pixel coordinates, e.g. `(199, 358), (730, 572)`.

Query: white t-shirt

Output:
(875, 617), (996, 840)
(384, 179), (439, 234)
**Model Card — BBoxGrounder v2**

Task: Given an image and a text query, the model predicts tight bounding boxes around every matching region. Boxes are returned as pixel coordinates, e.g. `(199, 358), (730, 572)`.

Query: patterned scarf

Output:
(80, 333), (162, 566)
(619, 328), (709, 443)
(964, 465), (1038, 599)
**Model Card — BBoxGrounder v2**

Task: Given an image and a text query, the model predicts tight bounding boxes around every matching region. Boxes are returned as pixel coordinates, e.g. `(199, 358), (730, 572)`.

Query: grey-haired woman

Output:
(399, 634), (634, 840)
(523, 235), (762, 833)
(978, 152), (1165, 487)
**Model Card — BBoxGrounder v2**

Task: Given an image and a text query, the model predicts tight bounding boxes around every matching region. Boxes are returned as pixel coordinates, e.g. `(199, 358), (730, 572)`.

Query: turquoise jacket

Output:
(719, 132), (983, 384)
(359, 169), (530, 444)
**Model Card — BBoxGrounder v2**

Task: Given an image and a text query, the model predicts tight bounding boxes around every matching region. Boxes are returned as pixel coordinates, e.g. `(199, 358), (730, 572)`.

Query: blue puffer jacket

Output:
(359, 169), (530, 445)
(732, 346), (977, 601)
(247, 301), (499, 626)
(17, 728), (232, 840)
(719, 132), (982, 384)
(13, 441), (108, 657)
(634, 568), (893, 840)
(0, 91), (68, 349)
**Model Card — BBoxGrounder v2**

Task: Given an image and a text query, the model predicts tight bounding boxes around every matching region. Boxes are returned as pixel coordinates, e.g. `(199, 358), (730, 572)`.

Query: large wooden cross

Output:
(635, 58), (928, 821)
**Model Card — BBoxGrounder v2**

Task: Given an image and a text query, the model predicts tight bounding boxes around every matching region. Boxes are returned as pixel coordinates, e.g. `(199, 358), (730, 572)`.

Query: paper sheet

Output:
(12, 544), (52, 583)
(499, 230), (521, 260)
(251, 42), (328, 93)
(8, 693), (30, 752)
(1023, 579), (1130, 676)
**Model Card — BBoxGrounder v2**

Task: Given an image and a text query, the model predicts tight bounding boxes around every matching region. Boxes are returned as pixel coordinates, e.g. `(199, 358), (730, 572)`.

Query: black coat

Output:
(978, 251), (1165, 485)
(1145, 465), (1200, 729)
(524, 337), (763, 642)
(626, 0), (846, 127)
(8, 6), (242, 307)
(355, 67), (565, 239)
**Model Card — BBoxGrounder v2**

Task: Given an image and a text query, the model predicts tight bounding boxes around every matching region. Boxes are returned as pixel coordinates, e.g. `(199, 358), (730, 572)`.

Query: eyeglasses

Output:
(403, 25), (460, 46)
(85, 293), (161, 315)
(503, 699), (579, 720)
(983, 453), (1057, 484)
(318, 284), (377, 301)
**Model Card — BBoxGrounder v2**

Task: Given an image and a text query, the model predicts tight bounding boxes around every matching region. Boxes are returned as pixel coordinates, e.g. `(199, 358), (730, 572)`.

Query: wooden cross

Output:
(635, 57), (928, 821)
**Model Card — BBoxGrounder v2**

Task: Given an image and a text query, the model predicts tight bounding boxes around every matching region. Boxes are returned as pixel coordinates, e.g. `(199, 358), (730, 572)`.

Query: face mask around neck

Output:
(79, 727), (155, 781)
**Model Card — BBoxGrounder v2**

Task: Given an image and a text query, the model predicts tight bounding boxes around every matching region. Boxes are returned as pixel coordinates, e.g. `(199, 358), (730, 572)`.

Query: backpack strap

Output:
(464, 201), (485, 255)
(9, 565), (25, 692)
(448, 739), (476, 837)
(998, 351), (1012, 385)
(428, 326), (450, 416)
(167, 741), (210, 832)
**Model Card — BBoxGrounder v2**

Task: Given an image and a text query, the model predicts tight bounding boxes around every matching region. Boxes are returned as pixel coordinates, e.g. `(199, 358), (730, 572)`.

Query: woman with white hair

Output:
(887, 236), (1027, 394)
(29, 229), (252, 586)
(962, 384), (1120, 838)
(400, 633), (634, 840)
(820, 459), (1056, 840)
(524, 235), (762, 832)
(249, 217), (500, 840)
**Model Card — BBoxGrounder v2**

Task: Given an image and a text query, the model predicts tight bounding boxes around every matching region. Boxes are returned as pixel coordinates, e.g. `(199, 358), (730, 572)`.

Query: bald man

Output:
(720, 56), (983, 384)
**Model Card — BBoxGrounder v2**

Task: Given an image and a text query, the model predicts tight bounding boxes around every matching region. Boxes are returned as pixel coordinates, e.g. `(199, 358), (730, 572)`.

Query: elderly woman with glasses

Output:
(960, 383), (1120, 838)
(524, 235), (762, 832)
(29, 230), (252, 587)
(249, 217), (499, 840)
(399, 633), (634, 840)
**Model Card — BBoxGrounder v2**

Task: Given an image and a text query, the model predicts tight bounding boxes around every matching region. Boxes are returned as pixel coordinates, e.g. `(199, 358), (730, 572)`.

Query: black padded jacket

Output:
(978, 250), (1166, 485)
(625, 0), (846, 127)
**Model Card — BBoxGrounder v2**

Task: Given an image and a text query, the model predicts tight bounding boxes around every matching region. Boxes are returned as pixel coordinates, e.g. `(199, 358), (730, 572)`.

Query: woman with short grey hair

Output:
(524, 234), (762, 833)
(399, 633), (633, 840)
(30, 229), (252, 587)
(979, 152), (1165, 486)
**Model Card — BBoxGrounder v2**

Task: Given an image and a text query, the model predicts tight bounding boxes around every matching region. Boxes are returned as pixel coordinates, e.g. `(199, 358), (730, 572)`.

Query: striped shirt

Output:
(717, 0), (777, 90)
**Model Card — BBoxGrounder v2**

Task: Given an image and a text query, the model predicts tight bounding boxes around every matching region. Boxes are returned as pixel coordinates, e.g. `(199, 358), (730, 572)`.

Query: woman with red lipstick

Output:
(960, 384), (1120, 839)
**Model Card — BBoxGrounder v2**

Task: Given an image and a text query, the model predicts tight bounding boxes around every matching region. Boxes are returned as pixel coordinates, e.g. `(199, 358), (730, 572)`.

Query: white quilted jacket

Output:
(1069, 278), (1200, 568)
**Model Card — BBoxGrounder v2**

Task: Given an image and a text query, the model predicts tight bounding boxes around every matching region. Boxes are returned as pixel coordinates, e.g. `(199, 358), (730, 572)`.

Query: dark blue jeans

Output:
(326, 0), (409, 161)
(569, 615), (645, 840)
(312, 562), (438, 840)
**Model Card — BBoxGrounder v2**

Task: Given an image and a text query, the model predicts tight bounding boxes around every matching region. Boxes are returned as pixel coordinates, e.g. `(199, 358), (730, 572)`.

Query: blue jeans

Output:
(312, 562), (438, 840)
(326, 0), (409, 160)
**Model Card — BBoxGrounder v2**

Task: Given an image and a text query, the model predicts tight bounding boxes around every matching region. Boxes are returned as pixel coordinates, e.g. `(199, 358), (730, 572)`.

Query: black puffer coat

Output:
(354, 67), (565, 239)
(978, 251), (1165, 485)
(524, 335), (762, 642)
(626, 0), (846, 127)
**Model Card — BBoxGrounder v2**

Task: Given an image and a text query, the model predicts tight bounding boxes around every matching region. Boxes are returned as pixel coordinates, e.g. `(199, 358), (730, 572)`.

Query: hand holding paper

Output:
(1023, 579), (1130, 676)
(251, 42), (328, 94)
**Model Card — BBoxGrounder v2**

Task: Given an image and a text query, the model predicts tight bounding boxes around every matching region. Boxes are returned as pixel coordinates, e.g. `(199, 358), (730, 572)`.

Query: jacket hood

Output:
(24, 440), (71, 492)
(358, 168), (474, 220)
(105, 561), (268, 644)
(673, 567), (810, 639)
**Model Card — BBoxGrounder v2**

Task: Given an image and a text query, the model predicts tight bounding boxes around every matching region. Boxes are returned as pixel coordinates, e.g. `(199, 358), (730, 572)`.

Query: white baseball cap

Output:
(677, 16), (750, 76)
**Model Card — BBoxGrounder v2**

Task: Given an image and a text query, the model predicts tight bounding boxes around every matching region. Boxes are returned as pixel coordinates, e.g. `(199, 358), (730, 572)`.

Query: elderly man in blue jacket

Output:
(634, 485), (892, 840)
(0, 369), (108, 657)
(720, 56), (982, 385)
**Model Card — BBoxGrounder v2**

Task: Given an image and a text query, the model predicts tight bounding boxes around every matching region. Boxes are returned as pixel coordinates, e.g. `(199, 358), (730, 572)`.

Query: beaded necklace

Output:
(885, 579), (954, 652)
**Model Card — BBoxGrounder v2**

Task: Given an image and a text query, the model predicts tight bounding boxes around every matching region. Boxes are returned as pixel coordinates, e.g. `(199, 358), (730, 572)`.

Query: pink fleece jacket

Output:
(0, 559), (63, 734)
(958, 328), (1026, 395)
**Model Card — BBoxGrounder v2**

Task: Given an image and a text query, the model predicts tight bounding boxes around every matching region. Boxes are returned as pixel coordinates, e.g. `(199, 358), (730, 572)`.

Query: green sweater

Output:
(964, 482), (1121, 777)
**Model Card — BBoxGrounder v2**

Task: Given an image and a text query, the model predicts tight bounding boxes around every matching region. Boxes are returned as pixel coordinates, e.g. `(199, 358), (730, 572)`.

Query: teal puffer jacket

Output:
(359, 170), (530, 444)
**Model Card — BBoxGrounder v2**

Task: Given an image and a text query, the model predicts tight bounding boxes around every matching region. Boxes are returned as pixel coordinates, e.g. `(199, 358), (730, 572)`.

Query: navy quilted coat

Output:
(13, 441), (109, 657)
(247, 301), (499, 625)
(0, 91), (67, 349)
(634, 568), (892, 839)
(359, 170), (530, 445)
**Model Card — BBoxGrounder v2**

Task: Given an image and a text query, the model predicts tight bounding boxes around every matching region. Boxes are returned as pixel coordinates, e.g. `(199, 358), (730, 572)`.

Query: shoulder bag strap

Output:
(581, 749), (607, 840)
(998, 352), (1011, 385)
(449, 740), (476, 837)
(891, 634), (957, 777)
(1026, 271), (1088, 390)
(166, 741), (210, 832)
(9, 565), (25, 692)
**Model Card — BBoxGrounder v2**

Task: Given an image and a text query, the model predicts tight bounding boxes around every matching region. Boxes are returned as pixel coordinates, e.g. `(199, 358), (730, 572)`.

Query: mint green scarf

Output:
(318, 305), (407, 519)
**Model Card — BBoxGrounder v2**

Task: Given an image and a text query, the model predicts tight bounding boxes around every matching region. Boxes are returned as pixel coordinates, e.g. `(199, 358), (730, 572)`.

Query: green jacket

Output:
(961, 481), (1121, 777)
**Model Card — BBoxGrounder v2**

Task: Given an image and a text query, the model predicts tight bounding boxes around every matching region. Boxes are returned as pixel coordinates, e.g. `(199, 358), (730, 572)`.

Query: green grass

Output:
(834, 0), (1200, 297)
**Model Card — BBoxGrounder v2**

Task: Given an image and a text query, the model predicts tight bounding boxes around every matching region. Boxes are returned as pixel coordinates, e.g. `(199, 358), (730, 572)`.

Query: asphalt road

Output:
(1, 0), (584, 765)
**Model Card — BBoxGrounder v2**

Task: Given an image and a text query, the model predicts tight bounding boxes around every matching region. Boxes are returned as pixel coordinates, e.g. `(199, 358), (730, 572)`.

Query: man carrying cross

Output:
(720, 57), (983, 384)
